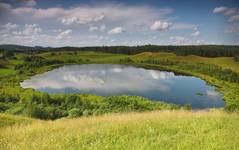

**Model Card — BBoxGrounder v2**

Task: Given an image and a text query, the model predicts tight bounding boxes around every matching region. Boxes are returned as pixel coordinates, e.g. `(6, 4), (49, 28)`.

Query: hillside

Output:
(0, 110), (238, 150)
(0, 113), (36, 128)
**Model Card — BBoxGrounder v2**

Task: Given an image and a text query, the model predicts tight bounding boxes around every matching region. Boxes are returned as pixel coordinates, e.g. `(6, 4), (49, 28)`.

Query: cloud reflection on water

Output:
(21, 64), (172, 93)
(20, 64), (224, 108)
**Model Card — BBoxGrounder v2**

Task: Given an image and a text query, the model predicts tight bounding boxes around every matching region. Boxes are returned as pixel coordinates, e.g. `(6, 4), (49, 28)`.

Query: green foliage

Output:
(183, 104), (192, 110)
(68, 108), (82, 118)
(0, 103), (11, 112)
(0, 93), (179, 120)
(142, 58), (239, 83)
(0, 92), (19, 103)
(234, 55), (239, 62)
(26, 104), (67, 120)
(46, 45), (239, 57)
(15, 55), (63, 73)
(0, 113), (34, 128)
(2, 50), (14, 59)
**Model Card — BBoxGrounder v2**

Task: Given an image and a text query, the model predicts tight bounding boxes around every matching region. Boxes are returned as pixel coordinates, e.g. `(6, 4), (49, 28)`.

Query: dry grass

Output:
(0, 110), (238, 150)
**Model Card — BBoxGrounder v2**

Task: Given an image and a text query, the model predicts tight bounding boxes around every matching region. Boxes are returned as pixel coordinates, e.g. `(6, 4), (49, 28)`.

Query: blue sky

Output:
(0, 0), (238, 47)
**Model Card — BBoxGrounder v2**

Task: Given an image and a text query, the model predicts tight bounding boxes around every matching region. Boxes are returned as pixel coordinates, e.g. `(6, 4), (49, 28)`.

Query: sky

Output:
(0, 0), (238, 47)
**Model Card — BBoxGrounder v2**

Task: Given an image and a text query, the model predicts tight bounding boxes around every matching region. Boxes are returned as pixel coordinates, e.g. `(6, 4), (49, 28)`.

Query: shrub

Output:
(82, 110), (91, 117)
(183, 104), (192, 110)
(68, 108), (83, 118)
(27, 105), (46, 119)
(0, 103), (10, 112)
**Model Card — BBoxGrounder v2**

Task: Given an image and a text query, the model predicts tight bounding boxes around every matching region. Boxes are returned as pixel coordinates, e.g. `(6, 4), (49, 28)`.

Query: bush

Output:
(82, 110), (91, 117)
(27, 105), (46, 119)
(183, 104), (192, 110)
(68, 108), (82, 118)
(27, 105), (67, 120)
(0, 103), (10, 112)
(234, 55), (239, 62)
(0, 93), (19, 103)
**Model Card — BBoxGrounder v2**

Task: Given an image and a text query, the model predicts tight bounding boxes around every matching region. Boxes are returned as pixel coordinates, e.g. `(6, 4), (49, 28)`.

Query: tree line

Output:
(51, 45), (239, 57)
(1, 45), (239, 57)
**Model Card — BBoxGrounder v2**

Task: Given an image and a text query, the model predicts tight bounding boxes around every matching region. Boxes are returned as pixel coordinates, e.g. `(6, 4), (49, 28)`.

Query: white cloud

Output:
(150, 21), (172, 31)
(213, 6), (239, 22)
(108, 27), (124, 34)
(225, 24), (239, 35)
(22, 24), (42, 35)
(89, 25), (106, 32)
(22, 0), (37, 7)
(229, 15), (239, 22)
(0, 2), (11, 10)
(2, 23), (18, 30)
(149, 70), (174, 80)
(170, 36), (187, 44)
(0, 2), (173, 26)
(61, 15), (105, 26)
(213, 7), (227, 13)
(56, 29), (72, 40)
(171, 23), (195, 30)
(191, 31), (200, 37)
(213, 6), (239, 36)
(206, 90), (220, 97)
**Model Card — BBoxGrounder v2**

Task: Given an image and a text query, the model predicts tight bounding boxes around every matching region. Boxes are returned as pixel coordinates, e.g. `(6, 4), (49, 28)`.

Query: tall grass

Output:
(0, 110), (238, 150)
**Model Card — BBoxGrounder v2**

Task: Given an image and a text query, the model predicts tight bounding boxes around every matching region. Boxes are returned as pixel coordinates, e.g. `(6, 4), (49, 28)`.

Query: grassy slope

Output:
(0, 113), (36, 128)
(0, 110), (238, 150)
(133, 52), (239, 73)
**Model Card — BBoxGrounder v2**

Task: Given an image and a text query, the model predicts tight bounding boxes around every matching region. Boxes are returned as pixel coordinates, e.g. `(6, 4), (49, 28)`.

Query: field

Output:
(0, 110), (239, 150)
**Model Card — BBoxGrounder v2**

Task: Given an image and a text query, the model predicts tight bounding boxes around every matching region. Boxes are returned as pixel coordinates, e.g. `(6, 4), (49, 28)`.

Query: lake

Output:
(21, 64), (225, 109)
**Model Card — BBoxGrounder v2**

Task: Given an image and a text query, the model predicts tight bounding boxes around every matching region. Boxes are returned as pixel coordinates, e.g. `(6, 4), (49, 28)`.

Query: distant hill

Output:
(0, 44), (47, 51)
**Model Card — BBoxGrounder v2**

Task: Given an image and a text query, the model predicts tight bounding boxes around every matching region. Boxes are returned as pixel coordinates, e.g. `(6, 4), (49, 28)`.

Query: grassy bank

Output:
(0, 110), (238, 150)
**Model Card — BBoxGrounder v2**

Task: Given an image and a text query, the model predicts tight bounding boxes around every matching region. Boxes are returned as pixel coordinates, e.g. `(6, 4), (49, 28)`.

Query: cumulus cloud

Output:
(0, 2), (11, 10)
(22, 0), (37, 7)
(170, 36), (187, 44)
(229, 15), (239, 22)
(213, 6), (239, 22)
(225, 24), (239, 35)
(61, 14), (105, 26)
(191, 28), (200, 37)
(171, 23), (195, 30)
(150, 21), (172, 31)
(89, 25), (106, 32)
(56, 29), (72, 40)
(213, 6), (227, 13)
(0, 2), (173, 26)
(191, 31), (200, 37)
(22, 24), (41, 35)
(8, 24), (42, 36)
(2, 23), (18, 30)
(213, 6), (239, 36)
(108, 27), (124, 34)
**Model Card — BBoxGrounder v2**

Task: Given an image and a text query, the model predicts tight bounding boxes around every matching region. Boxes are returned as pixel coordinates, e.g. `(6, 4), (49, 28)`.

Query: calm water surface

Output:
(21, 64), (225, 109)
